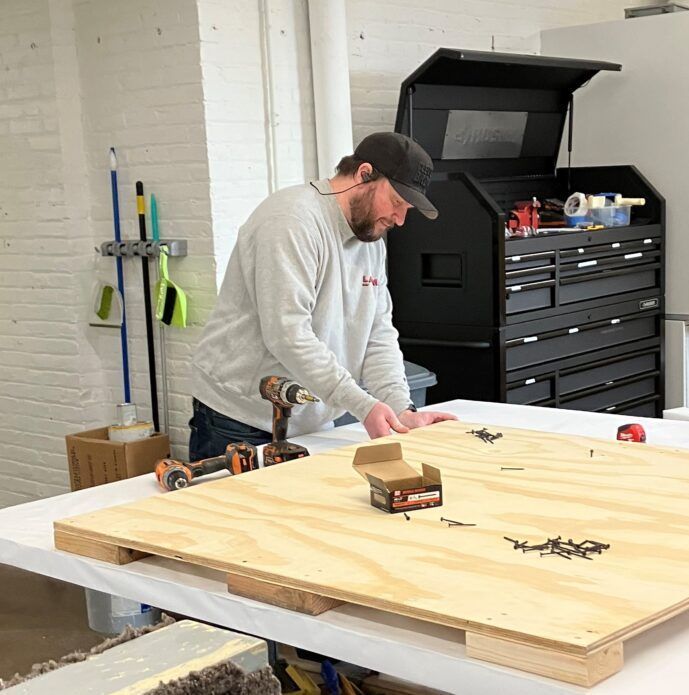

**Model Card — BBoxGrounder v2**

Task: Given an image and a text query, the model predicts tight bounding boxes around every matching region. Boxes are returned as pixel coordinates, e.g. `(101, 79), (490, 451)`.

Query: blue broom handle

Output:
(110, 149), (131, 403)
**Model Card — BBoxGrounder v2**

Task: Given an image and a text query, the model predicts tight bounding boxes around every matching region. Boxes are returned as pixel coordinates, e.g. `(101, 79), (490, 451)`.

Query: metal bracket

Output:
(98, 239), (187, 258)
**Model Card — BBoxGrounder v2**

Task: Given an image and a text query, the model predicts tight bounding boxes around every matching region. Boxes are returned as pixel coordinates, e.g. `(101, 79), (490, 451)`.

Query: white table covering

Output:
(1, 400), (688, 694)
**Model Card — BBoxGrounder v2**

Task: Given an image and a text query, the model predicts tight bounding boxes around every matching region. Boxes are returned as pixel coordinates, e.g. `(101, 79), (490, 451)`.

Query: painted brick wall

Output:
(72, 0), (215, 459)
(0, 0), (216, 507)
(0, 0), (82, 505)
(197, 0), (317, 286)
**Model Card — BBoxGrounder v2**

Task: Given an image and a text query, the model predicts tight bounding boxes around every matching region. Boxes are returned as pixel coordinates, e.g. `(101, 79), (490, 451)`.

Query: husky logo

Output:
(362, 275), (379, 287)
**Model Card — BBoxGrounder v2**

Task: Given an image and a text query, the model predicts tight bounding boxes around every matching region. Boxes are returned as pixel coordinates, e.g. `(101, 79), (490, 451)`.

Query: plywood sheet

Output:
(54, 421), (689, 659)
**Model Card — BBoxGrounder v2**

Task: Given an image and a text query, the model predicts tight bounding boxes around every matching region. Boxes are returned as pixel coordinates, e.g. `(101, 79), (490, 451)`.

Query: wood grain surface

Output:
(54, 420), (689, 660)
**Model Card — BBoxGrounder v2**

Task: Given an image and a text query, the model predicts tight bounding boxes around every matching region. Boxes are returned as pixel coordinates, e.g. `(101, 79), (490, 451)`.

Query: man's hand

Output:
(398, 409), (458, 430)
(363, 402), (410, 439)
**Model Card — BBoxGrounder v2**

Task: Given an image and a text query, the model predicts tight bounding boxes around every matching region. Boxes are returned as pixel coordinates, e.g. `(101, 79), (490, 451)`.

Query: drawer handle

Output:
(523, 336), (538, 344)
(525, 378), (536, 385)
(506, 279), (556, 294)
(612, 242), (621, 248)
(611, 318), (621, 324)
(625, 252), (643, 260)
(644, 238), (652, 244)
(578, 260), (597, 268)
(568, 327), (579, 334)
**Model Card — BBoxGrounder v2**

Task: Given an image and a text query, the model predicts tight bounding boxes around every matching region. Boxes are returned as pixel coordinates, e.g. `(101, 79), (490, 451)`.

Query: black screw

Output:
(441, 516), (476, 527)
(404, 512), (410, 521)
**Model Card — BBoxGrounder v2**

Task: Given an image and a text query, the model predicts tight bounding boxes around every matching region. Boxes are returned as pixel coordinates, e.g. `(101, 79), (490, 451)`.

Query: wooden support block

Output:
(465, 632), (623, 687)
(54, 529), (149, 565)
(227, 572), (344, 615)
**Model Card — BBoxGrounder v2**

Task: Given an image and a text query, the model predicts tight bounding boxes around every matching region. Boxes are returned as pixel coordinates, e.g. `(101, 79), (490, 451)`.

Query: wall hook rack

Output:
(97, 239), (187, 258)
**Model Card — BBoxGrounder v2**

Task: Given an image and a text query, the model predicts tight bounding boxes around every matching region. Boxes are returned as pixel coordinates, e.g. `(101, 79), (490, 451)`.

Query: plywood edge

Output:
(587, 595), (689, 653)
(466, 632), (623, 687)
(54, 528), (149, 565)
(227, 572), (344, 615)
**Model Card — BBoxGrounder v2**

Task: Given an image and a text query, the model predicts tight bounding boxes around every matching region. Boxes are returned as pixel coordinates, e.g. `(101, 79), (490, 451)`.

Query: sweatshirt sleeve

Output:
(360, 262), (411, 415)
(250, 217), (379, 423)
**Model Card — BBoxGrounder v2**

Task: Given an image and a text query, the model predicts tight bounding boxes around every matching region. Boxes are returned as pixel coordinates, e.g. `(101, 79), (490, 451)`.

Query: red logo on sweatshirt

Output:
(362, 275), (379, 287)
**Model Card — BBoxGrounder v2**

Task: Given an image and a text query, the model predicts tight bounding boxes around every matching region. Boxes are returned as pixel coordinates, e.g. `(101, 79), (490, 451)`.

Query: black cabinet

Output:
(388, 49), (665, 415)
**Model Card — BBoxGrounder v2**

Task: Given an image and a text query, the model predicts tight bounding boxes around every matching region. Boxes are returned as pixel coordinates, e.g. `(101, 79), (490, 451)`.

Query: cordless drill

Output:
(155, 441), (258, 491)
(259, 376), (319, 466)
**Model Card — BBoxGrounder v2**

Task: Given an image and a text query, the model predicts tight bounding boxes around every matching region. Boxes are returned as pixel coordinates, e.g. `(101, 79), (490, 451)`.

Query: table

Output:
(2, 400), (689, 694)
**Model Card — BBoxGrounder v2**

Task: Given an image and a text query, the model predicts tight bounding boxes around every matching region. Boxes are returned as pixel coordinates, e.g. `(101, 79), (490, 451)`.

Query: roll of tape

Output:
(108, 421), (155, 442)
(564, 192), (587, 216)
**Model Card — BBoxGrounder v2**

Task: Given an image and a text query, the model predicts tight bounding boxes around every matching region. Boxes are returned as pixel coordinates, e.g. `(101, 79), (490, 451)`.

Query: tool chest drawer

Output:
(613, 397), (660, 418)
(559, 348), (659, 395)
(505, 252), (556, 315)
(505, 233), (662, 319)
(560, 373), (658, 412)
(559, 238), (661, 305)
(505, 312), (658, 371)
(504, 346), (661, 412)
(506, 374), (554, 405)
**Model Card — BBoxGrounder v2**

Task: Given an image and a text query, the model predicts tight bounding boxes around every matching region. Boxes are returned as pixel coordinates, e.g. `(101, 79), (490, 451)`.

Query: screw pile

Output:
(467, 427), (503, 444)
(504, 536), (610, 560)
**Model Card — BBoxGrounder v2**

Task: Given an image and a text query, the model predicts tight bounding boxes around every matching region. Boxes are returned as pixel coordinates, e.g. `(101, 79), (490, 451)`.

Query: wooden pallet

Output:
(54, 421), (689, 687)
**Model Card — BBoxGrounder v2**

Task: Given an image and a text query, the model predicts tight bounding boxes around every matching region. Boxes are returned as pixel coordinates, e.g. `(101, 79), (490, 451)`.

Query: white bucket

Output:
(85, 588), (161, 635)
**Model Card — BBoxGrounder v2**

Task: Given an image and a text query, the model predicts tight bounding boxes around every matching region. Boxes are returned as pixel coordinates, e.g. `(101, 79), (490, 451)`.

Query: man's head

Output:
(333, 132), (437, 242)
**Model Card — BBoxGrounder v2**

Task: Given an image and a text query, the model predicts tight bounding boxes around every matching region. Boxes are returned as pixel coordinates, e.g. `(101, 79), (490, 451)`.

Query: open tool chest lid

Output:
(394, 48), (621, 179)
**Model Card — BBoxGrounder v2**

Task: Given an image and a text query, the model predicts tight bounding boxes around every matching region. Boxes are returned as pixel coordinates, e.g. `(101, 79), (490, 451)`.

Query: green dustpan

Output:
(155, 249), (187, 327)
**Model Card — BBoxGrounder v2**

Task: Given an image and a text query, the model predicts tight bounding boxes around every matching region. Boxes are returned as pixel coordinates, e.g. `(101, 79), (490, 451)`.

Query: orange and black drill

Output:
(259, 375), (319, 466)
(155, 441), (258, 491)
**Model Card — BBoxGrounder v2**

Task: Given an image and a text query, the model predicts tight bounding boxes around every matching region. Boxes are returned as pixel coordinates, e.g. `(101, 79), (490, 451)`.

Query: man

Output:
(190, 131), (456, 461)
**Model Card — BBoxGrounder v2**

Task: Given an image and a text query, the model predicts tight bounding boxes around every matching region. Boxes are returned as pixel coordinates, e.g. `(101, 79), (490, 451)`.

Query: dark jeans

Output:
(188, 398), (272, 461)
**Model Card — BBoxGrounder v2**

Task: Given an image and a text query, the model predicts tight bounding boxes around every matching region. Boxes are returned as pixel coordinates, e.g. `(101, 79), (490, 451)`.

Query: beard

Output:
(349, 187), (392, 242)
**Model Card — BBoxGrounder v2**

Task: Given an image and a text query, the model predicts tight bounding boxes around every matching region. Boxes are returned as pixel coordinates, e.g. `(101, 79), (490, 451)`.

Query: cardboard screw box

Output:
(65, 427), (170, 491)
(353, 442), (443, 513)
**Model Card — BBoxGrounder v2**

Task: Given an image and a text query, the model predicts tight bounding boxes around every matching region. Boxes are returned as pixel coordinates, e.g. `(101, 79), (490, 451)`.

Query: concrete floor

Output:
(0, 564), (103, 682)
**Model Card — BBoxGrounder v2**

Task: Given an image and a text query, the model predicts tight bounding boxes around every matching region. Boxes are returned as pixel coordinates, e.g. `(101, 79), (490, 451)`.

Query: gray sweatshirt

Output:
(191, 179), (411, 437)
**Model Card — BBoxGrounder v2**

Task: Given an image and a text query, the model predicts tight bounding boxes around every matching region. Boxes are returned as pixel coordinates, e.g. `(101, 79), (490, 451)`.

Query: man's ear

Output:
(359, 164), (373, 183)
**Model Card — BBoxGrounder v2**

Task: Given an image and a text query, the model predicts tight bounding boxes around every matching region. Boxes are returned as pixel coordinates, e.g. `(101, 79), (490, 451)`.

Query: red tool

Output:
(155, 441), (258, 491)
(617, 423), (646, 443)
(507, 197), (541, 236)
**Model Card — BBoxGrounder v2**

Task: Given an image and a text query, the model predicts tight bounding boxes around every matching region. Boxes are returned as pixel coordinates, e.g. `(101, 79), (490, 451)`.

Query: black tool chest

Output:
(388, 49), (665, 416)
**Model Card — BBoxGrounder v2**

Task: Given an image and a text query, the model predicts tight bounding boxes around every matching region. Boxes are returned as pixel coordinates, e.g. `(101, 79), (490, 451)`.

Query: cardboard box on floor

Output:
(353, 442), (442, 513)
(65, 427), (170, 491)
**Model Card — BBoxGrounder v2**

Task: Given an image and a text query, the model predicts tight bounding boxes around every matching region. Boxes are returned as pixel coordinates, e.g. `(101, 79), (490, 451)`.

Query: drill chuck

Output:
(259, 376), (319, 407)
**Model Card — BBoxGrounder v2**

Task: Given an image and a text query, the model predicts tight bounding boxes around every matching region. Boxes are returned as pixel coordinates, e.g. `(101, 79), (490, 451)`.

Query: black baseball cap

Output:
(354, 132), (438, 220)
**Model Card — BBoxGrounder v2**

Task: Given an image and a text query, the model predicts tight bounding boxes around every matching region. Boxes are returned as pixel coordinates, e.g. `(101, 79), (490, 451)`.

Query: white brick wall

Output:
(0, 0), (656, 507)
(0, 0), (78, 505)
(72, 0), (215, 460)
(197, 0), (317, 286)
(0, 0), (216, 507)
